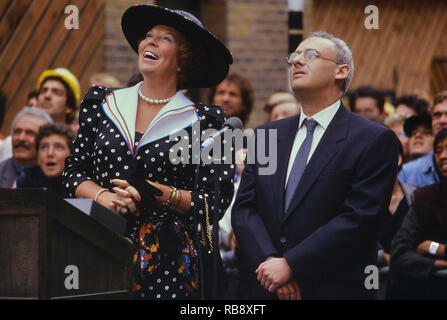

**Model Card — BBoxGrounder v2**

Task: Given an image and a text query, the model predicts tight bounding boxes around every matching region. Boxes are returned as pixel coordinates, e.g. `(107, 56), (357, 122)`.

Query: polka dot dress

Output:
(63, 86), (235, 299)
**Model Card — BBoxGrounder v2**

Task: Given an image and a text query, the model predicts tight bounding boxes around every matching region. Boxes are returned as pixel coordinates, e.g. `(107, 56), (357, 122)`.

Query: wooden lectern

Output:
(0, 189), (134, 299)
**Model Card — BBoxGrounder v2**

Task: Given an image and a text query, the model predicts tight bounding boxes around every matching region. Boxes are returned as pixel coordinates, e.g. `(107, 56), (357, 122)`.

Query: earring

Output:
(177, 67), (181, 72)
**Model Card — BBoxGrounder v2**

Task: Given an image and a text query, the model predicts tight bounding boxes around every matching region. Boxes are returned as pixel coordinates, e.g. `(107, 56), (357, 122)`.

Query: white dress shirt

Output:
(285, 100), (341, 186)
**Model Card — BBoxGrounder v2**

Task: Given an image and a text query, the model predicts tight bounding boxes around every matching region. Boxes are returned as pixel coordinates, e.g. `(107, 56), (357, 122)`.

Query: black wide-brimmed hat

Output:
(403, 114), (432, 138)
(122, 4), (233, 88)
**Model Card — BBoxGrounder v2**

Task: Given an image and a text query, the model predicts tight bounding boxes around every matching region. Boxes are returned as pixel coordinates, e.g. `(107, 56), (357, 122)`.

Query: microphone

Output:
(201, 116), (243, 149)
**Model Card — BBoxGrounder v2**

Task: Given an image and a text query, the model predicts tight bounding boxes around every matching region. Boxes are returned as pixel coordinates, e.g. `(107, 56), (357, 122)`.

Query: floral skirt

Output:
(132, 218), (200, 299)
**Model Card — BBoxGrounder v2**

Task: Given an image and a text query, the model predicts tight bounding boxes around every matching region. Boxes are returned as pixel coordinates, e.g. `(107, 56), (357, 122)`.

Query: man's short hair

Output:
(349, 86), (385, 113)
(35, 122), (75, 151)
(10, 106), (53, 134)
(305, 31), (354, 95)
(431, 90), (447, 113)
(395, 94), (429, 116)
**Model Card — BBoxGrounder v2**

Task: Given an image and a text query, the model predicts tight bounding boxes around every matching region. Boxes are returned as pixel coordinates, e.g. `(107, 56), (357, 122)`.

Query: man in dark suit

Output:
(231, 31), (399, 300)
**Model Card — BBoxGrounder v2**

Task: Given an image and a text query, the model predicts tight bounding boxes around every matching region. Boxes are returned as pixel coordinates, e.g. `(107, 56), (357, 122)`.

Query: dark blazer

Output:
(232, 104), (399, 299)
(0, 157), (19, 188)
(16, 165), (69, 199)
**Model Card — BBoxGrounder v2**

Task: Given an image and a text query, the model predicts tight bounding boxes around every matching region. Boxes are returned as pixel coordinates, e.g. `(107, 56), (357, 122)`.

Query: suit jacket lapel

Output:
(102, 83), (139, 156)
(283, 105), (350, 222)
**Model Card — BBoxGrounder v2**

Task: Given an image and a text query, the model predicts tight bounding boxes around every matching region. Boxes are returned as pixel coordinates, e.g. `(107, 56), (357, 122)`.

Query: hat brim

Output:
(121, 4), (233, 88)
(403, 114), (432, 137)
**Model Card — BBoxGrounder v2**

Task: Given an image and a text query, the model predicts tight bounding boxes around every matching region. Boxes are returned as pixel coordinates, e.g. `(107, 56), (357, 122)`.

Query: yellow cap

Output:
(36, 68), (81, 106)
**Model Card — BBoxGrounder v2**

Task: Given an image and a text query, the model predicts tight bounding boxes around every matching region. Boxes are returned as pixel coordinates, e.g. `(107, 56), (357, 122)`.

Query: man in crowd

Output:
(269, 100), (300, 122)
(404, 114), (434, 161)
(36, 67), (80, 125)
(398, 91), (447, 187)
(0, 107), (53, 188)
(264, 90), (299, 123)
(232, 31), (398, 299)
(206, 72), (254, 127)
(349, 85), (386, 123)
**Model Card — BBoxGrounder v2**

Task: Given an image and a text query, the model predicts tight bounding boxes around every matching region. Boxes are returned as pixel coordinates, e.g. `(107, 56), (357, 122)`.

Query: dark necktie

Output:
(284, 118), (318, 213)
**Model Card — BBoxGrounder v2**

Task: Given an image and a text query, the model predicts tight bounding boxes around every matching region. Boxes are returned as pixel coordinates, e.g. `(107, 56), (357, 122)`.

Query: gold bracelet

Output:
(94, 188), (107, 202)
(162, 186), (177, 207)
(200, 196), (213, 253)
(175, 189), (183, 208)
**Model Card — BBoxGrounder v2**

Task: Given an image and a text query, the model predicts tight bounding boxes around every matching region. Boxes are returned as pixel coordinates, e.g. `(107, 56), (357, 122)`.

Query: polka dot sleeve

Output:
(62, 86), (108, 197)
(190, 105), (235, 225)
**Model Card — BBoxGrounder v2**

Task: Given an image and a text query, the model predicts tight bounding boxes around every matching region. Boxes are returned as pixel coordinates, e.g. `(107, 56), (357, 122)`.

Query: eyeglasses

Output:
(287, 49), (339, 64)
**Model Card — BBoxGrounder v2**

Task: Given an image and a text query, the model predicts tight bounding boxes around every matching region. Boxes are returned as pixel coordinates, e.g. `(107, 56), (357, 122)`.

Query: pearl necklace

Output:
(139, 87), (175, 104)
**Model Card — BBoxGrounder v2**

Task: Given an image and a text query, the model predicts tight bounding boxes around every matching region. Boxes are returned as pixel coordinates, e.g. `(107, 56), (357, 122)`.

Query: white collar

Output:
(298, 100), (341, 130)
(102, 81), (199, 156)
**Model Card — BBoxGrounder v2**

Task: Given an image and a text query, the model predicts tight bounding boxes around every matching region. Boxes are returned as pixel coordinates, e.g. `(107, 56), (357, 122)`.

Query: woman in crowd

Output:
(63, 4), (234, 299)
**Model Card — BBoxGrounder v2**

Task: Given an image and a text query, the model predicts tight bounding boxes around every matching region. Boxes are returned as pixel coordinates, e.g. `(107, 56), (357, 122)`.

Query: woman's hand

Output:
(111, 179), (142, 216)
(96, 190), (120, 213)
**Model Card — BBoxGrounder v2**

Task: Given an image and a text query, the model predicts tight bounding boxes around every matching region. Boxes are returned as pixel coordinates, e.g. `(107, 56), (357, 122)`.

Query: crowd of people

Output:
(0, 4), (446, 300)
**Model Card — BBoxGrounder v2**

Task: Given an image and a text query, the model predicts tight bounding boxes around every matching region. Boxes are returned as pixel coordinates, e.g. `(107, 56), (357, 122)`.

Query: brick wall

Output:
(103, 0), (155, 86)
(204, 0), (290, 129)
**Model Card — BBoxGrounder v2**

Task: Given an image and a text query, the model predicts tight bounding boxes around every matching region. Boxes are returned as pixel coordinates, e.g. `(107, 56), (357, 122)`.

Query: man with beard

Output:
(0, 107), (52, 188)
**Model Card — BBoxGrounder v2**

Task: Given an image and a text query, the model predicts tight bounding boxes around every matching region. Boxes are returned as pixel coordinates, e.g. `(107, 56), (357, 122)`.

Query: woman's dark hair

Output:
(177, 41), (207, 90)
(205, 73), (255, 124)
(39, 76), (77, 124)
(35, 122), (75, 152)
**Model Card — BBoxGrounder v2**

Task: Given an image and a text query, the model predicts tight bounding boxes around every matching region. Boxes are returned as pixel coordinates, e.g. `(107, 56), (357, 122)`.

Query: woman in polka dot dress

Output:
(62, 5), (234, 299)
